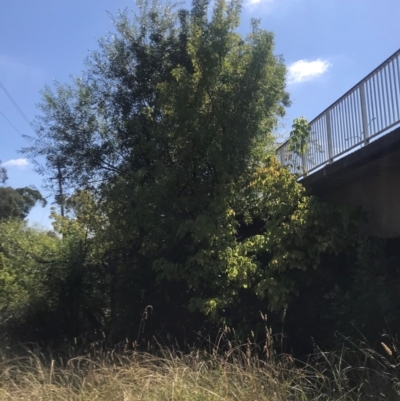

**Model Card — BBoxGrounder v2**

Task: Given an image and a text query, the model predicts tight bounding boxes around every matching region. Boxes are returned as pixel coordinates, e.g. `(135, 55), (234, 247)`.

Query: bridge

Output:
(276, 49), (400, 238)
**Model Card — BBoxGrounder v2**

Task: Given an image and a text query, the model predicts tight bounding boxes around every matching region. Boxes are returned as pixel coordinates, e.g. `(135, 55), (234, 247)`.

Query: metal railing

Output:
(276, 49), (400, 176)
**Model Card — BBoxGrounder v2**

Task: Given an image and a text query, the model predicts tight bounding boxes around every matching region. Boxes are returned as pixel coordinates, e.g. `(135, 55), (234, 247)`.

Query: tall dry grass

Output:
(0, 319), (399, 401)
(1, 334), (400, 401)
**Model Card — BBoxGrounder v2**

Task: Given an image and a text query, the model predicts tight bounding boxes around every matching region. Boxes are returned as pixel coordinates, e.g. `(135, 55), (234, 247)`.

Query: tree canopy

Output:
(0, 161), (7, 184)
(0, 163), (46, 221)
(19, 0), (365, 347)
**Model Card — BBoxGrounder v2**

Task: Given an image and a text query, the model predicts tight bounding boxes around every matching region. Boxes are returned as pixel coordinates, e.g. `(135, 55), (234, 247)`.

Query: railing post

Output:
(326, 111), (333, 163)
(359, 83), (370, 145)
(274, 50), (400, 176)
(279, 146), (284, 165)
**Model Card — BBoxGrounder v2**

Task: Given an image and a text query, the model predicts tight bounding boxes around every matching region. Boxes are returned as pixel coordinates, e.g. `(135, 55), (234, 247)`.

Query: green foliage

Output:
(0, 209), (111, 342)
(288, 116), (311, 157)
(325, 238), (400, 340)
(14, 0), (372, 351)
(0, 186), (47, 220)
(152, 157), (362, 320)
(0, 161), (7, 184)
(0, 220), (59, 323)
(24, 0), (289, 192)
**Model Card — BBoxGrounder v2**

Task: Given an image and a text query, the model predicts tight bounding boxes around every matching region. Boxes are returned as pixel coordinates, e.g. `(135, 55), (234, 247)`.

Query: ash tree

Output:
(23, 0), (361, 341)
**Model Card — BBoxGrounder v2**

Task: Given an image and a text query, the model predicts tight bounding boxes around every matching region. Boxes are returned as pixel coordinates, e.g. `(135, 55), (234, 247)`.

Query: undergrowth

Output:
(1, 328), (400, 401)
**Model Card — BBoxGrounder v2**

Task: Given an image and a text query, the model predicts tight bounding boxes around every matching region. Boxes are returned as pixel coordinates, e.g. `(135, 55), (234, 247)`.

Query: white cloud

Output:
(2, 158), (29, 169)
(287, 59), (331, 84)
(245, 0), (274, 9)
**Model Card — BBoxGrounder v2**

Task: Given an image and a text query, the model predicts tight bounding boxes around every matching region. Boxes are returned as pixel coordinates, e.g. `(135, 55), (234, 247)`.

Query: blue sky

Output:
(1, 0), (400, 228)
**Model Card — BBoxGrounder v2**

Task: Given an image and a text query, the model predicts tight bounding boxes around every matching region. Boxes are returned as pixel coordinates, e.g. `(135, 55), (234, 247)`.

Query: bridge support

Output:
(301, 126), (400, 238)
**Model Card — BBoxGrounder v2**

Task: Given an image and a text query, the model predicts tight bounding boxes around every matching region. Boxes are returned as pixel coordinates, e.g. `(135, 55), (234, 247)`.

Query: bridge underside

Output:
(301, 126), (400, 238)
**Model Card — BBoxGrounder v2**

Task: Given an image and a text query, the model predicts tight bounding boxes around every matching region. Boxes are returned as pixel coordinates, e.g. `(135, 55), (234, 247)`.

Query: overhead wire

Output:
(0, 81), (32, 128)
(0, 109), (24, 136)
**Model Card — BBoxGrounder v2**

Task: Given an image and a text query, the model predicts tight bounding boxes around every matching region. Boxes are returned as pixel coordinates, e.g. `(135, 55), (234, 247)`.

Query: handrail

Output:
(276, 49), (400, 176)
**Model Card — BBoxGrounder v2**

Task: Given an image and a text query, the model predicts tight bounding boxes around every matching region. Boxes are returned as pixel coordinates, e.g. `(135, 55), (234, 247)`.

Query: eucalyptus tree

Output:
(0, 186), (46, 221)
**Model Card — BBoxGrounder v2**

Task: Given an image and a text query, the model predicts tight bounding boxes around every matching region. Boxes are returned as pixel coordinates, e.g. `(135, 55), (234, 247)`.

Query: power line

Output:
(0, 81), (32, 127)
(0, 109), (24, 136)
